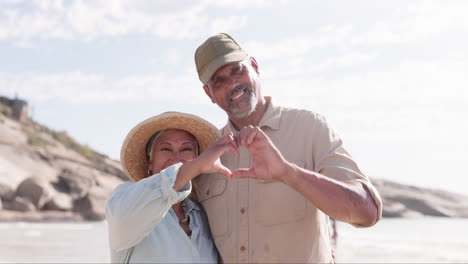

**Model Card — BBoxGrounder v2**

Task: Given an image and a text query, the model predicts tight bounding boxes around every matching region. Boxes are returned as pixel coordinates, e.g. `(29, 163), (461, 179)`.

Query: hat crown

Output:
(195, 33), (248, 84)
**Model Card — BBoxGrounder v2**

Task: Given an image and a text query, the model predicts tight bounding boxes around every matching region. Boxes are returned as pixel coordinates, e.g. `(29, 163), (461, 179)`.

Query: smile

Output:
(231, 88), (247, 101)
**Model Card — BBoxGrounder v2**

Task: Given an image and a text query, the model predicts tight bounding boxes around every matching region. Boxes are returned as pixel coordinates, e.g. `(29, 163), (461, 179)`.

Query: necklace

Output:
(180, 200), (189, 224)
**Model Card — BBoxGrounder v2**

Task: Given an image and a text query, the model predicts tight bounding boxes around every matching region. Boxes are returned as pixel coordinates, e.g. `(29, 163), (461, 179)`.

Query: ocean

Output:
(0, 218), (467, 263)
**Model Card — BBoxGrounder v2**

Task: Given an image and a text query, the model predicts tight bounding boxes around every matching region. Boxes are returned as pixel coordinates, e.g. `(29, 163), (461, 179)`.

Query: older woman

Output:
(106, 112), (236, 263)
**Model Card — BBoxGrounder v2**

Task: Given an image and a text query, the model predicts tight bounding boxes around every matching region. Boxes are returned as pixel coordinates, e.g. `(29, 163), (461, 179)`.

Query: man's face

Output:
(203, 58), (261, 119)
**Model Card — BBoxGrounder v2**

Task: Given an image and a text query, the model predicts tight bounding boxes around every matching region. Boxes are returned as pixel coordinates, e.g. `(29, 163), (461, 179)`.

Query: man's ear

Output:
(250, 57), (260, 75)
(203, 85), (216, 104)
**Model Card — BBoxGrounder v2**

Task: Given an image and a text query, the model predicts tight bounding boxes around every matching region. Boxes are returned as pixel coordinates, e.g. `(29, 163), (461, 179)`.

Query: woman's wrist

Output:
(176, 160), (202, 188)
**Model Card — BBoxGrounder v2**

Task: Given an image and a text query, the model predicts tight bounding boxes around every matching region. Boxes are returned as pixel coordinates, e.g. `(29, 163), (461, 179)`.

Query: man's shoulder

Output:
(277, 104), (327, 125)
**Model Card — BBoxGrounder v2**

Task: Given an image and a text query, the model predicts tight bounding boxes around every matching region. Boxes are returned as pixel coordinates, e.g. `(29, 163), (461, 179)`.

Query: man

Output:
(193, 33), (382, 263)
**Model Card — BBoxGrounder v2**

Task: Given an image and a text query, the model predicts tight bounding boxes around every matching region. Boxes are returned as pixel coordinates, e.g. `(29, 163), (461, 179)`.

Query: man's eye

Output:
(233, 65), (243, 74)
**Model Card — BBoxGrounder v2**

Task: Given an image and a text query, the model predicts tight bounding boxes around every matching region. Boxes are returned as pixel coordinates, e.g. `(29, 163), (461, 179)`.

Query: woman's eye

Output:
(160, 148), (171, 152)
(182, 148), (194, 152)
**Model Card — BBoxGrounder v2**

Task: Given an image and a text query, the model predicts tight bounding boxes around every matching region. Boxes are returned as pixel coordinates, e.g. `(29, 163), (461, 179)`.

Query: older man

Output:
(193, 33), (382, 263)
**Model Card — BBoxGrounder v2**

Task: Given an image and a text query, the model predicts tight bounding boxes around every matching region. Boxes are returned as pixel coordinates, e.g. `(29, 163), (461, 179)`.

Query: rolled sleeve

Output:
(106, 163), (192, 252)
(314, 115), (382, 226)
(355, 179), (383, 226)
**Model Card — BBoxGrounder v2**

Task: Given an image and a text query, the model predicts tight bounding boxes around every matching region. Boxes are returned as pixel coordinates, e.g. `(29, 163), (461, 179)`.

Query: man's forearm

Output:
(281, 162), (378, 227)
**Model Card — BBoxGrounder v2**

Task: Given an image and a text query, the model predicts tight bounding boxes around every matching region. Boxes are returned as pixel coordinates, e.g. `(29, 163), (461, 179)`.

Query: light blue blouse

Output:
(106, 163), (218, 263)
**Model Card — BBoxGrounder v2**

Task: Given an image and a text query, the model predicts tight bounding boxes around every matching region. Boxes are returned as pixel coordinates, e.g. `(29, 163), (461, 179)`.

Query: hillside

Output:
(0, 96), (127, 221)
(1, 96), (467, 221)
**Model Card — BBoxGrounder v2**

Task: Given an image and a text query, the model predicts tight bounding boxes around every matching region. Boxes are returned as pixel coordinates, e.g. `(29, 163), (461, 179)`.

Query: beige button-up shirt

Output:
(193, 97), (382, 263)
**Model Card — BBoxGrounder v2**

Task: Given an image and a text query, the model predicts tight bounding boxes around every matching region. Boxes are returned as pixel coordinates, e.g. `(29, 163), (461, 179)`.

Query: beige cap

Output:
(195, 33), (248, 85)
(120, 112), (220, 182)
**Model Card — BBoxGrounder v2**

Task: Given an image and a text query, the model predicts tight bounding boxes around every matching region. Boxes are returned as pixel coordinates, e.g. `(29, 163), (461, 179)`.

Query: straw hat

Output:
(121, 112), (220, 182)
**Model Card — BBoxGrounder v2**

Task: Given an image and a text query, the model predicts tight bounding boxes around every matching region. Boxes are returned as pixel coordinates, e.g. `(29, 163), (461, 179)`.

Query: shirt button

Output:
(240, 208), (246, 214)
(240, 246), (246, 252)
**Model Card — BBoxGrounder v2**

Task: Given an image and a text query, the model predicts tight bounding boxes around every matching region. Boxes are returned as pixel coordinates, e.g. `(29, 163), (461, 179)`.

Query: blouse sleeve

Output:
(106, 163), (191, 252)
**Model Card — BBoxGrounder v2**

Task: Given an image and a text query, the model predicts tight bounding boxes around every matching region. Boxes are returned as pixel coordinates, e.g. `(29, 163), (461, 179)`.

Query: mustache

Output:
(228, 84), (250, 98)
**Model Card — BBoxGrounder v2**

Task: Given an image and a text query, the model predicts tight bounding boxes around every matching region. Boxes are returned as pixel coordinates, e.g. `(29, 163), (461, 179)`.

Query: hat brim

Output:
(120, 112), (220, 182)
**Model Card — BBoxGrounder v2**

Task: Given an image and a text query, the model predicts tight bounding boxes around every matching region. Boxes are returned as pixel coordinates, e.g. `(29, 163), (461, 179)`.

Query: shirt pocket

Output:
(254, 160), (307, 227)
(194, 173), (229, 237)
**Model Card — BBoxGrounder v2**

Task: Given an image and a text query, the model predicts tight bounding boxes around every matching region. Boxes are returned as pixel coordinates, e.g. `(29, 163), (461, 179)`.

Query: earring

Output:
(147, 169), (152, 176)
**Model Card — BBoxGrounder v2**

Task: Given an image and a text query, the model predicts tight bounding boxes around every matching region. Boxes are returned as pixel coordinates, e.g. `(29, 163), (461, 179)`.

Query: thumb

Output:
(217, 164), (232, 178)
(231, 168), (256, 179)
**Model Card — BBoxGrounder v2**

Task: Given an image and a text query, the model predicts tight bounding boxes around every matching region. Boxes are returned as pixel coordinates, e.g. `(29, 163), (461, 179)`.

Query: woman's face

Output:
(147, 129), (197, 175)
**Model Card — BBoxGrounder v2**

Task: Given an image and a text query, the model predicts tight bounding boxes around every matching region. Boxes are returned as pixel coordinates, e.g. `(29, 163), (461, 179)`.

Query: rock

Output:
(44, 192), (74, 211)
(74, 186), (108, 221)
(382, 201), (406, 217)
(373, 178), (468, 218)
(15, 177), (55, 209)
(56, 168), (94, 199)
(0, 183), (15, 201)
(9, 196), (36, 212)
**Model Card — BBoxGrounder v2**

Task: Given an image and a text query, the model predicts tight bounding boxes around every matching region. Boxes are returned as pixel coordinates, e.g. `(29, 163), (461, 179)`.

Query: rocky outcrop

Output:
(16, 177), (55, 209)
(9, 196), (36, 212)
(373, 178), (468, 218)
(0, 96), (127, 222)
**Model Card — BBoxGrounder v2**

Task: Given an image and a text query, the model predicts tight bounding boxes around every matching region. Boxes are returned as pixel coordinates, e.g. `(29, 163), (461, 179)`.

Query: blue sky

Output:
(1, 0), (468, 195)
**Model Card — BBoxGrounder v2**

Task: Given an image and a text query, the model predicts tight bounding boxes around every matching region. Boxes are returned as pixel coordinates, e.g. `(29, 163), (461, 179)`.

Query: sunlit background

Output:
(1, 0), (467, 195)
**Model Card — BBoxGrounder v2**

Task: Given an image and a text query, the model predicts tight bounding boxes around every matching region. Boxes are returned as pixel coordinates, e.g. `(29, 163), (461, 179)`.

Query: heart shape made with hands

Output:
(213, 126), (290, 182)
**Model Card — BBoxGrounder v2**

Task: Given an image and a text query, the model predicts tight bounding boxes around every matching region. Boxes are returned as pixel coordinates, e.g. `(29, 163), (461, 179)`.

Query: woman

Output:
(106, 112), (237, 263)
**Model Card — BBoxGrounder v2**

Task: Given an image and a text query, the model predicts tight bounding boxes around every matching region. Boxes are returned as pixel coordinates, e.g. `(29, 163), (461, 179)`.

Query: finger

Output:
(247, 127), (258, 145)
(231, 168), (256, 179)
(227, 143), (239, 156)
(237, 126), (252, 147)
(217, 165), (232, 178)
(228, 133), (239, 150)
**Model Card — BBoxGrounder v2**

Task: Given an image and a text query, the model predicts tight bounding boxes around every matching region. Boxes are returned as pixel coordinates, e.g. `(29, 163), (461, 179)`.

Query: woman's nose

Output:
(172, 152), (185, 163)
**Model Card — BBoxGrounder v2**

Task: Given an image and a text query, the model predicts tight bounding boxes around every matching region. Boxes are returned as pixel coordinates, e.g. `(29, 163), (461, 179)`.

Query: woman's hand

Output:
(191, 132), (238, 177)
(174, 132), (238, 190)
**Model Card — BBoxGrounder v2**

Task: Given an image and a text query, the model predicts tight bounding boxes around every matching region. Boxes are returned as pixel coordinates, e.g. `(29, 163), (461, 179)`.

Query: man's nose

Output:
(223, 76), (238, 89)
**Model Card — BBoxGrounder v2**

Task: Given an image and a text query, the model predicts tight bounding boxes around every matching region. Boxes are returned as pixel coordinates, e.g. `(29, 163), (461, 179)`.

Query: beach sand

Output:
(1, 218), (467, 263)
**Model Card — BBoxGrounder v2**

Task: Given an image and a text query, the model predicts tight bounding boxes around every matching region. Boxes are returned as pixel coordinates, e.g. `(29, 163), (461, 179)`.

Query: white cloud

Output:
(351, 0), (468, 46)
(0, 0), (249, 43)
(202, 0), (287, 9)
(245, 24), (355, 61)
(0, 71), (207, 104)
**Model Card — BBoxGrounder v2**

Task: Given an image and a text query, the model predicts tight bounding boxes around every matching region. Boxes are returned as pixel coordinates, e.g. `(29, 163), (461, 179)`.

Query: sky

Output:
(1, 0), (467, 195)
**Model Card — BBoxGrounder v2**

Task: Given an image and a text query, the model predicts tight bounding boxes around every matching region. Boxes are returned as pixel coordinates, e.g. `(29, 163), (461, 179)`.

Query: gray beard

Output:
(227, 86), (258, 119)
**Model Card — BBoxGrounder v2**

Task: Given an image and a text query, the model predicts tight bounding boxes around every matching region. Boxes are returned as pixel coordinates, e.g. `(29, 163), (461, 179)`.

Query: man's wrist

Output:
(279, 160), (299, 187)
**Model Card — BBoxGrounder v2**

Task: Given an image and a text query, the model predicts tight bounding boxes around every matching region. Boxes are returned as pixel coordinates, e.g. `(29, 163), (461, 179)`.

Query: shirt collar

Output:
(185, 198), (200, 212)
(225, 96), (281, 133)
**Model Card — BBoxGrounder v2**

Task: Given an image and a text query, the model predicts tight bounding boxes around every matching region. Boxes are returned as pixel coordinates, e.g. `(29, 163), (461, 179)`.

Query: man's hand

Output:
(231, 125), (293, 182)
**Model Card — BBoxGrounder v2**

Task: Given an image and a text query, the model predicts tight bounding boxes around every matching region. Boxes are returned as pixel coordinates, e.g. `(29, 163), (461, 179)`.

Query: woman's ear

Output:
(147, 160), (153, 176)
